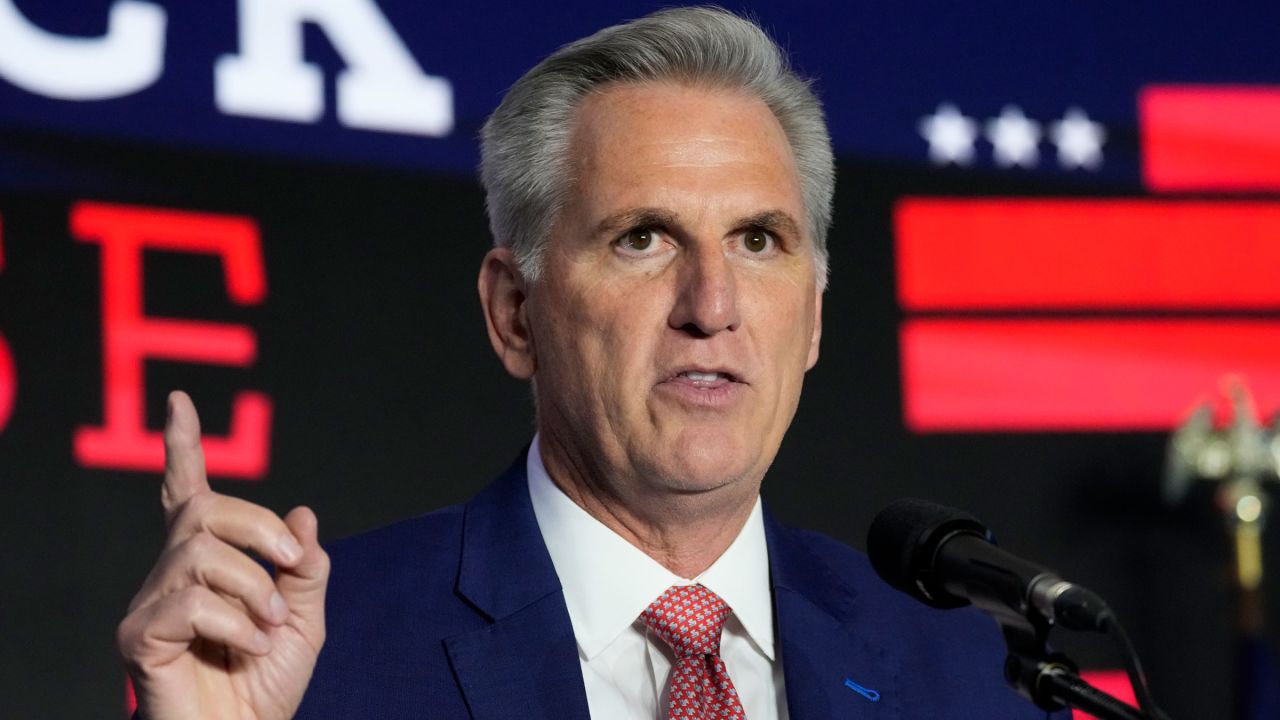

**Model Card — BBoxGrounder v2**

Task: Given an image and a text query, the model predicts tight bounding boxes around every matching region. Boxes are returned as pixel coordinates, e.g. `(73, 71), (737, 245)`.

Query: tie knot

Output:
(640, 584), (732, 658)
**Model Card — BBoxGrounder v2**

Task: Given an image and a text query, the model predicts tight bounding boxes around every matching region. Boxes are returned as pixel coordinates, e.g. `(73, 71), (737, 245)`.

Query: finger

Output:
(276, 507), (329, 628)
(139, 532), (291, 626)
(161, 391), (210, 523)
(167, 492), (304, 569)
(119, 585), (272, 669)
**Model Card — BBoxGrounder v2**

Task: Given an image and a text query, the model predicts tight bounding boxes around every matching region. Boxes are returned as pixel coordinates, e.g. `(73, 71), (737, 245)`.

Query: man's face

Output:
(522, 81), (822, 496)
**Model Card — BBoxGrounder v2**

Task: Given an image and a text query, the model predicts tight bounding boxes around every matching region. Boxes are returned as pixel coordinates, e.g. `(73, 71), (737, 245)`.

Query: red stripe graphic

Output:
(1141, 85), (1280, 192)
(0, 216), (8, 434)
(1074, 671), (1136, 720)
(896, 199), (1280, 311)
(901, 319), (1280, 432)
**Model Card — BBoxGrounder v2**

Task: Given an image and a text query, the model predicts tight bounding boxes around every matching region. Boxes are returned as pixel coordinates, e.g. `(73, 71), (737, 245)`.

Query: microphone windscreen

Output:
(867, 498), (985, 609)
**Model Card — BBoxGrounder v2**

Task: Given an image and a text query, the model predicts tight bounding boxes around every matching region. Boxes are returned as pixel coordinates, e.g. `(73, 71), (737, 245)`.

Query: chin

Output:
(649, 426), (763, 493)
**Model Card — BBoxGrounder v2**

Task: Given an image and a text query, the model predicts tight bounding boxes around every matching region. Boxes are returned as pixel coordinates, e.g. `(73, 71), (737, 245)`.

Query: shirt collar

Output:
(526, 434), (775, 661)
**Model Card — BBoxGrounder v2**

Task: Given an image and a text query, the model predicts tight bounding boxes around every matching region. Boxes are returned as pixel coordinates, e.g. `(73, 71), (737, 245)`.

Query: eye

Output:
(625, 228), (655, 250)
(741, 228), (775, 254)
(615, 227), (669, 257)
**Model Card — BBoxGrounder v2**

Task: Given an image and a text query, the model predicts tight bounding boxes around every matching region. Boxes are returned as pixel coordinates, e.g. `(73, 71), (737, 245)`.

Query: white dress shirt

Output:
(527, 436), (789, 720)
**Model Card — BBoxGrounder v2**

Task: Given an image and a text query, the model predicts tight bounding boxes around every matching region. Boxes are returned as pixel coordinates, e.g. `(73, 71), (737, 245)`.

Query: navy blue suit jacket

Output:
(298, 456), (1057, 719)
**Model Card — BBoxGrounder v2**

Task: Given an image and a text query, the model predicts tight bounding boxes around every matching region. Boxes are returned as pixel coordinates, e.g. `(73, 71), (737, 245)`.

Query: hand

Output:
(118, 391), (329, 719)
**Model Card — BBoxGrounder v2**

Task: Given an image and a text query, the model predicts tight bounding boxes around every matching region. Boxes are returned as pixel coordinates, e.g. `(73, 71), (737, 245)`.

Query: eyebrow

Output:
(593, 207), (803, 240)
(593, 208), (680, 238)
(736, 210), (802, 240)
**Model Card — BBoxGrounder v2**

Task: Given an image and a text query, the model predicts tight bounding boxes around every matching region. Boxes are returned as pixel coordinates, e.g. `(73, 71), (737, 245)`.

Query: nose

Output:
(668, 243), (740, 336)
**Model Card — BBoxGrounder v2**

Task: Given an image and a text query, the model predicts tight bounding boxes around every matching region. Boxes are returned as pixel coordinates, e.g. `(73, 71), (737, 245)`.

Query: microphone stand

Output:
(1005, 652), (1150, 720)
(993, 602), (1163, 720)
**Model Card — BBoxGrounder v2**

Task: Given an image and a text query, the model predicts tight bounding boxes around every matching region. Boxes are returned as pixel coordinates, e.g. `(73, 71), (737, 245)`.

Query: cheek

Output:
(752, 287), (818, 407)
(541, 284), (657, 401)
(753, 285), (814, 353)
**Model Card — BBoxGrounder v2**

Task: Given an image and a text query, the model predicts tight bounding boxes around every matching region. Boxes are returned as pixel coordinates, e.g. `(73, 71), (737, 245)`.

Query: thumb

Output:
(276, 506), (329, 637)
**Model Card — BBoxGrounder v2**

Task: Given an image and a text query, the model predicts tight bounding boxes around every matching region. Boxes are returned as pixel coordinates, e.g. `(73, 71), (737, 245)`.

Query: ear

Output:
(477, 247), (536, 380)
(805, 285), (823, 371)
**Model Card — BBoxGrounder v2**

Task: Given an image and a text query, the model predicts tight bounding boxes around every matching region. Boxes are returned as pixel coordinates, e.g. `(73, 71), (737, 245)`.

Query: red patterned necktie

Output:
(640, 584), (748, 720)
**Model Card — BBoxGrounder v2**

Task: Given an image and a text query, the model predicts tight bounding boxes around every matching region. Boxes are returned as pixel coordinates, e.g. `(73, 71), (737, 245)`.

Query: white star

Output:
(1050, 107), (1106, 170)
(919, 103), (978, 166)
(986, 105), (1041, 168)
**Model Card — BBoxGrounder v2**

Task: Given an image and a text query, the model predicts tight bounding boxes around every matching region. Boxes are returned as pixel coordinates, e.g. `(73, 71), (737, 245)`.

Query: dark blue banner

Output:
(4, 1), (1278, 184)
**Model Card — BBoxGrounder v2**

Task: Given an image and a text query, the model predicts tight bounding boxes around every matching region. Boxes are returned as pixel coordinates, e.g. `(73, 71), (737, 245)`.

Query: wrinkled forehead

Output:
(562, 81), (805, 222)
(571, 81), (797, 167)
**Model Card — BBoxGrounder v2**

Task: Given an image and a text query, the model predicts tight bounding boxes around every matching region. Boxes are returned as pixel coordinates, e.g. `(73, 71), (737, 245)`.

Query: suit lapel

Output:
(444, 455), (592, 720)
(442, 464), (905, 720)
(767, 512), (903, 720)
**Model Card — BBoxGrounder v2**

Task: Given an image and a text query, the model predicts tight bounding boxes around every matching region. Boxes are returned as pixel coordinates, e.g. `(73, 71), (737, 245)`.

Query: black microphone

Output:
(866, 498), (1112, 632)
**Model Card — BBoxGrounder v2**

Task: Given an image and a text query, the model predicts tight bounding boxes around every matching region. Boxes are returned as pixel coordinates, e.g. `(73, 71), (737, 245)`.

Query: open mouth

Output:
(668, 369), (743, 385)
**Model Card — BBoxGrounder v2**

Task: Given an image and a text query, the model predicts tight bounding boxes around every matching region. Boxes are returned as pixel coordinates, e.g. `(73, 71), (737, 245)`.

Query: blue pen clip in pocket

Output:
(844, 677), (881, 702)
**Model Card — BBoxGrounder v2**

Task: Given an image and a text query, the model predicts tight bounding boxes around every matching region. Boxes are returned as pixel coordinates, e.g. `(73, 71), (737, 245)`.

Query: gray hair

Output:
(479, 6), (834, 286)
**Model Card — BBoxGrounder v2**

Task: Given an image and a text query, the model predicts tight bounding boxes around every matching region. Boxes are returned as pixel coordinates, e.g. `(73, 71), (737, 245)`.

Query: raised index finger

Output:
(161, 390), (210, 523)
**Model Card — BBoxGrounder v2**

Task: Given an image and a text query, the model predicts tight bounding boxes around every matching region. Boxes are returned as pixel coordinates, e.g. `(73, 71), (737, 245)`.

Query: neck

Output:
(537, 433), (759, 579)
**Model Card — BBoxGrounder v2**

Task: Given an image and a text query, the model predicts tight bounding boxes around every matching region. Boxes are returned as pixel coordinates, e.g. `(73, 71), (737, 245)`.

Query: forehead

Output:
(566, 81), (804, 218)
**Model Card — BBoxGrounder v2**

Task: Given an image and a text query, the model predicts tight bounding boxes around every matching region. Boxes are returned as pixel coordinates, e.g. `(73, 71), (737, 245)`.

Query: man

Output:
(118, 7), (1053, 719)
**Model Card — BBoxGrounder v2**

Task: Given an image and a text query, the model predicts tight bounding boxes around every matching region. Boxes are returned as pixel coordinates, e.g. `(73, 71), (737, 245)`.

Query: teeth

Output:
(681, 371), (721, 382)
